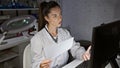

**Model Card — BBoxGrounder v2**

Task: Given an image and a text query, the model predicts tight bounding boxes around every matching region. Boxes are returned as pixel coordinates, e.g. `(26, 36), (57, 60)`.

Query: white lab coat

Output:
(31, 26), (85, 68)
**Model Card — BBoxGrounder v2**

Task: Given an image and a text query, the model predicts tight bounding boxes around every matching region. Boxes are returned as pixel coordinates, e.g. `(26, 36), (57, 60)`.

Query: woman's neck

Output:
(47, 25), (58, 37)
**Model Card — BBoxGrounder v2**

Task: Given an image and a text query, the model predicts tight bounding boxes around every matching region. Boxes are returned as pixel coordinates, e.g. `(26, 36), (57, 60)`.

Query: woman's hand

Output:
(40, 59), (51, 68)
(82, 46), (91, 61)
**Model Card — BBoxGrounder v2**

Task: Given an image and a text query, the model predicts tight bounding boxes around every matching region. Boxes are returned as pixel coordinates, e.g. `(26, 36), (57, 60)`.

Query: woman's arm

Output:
(31, 35), (46, 68)
(64, 29), (91, 61)
(70, 41), (86, 60)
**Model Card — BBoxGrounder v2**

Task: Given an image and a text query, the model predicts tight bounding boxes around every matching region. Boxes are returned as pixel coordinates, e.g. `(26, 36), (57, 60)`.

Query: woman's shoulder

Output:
(58, 27), (70, 35)
(31, 28), (45, 41)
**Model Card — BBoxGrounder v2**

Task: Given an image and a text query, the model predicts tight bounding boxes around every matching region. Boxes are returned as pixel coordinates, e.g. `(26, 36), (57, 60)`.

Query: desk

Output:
(62, 59), (84, 68)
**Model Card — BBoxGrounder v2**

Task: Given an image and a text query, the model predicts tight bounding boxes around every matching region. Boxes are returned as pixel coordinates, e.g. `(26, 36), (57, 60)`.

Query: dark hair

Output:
(38, 1), (61, 31)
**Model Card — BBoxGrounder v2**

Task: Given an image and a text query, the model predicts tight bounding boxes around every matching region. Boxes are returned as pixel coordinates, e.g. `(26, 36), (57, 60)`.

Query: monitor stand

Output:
(116, 54), (120, 67)
(105, 63), (112, 68)
(106, 54), (120, 68)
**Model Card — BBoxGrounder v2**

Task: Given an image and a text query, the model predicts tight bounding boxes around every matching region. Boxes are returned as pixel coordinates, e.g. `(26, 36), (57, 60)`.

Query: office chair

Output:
(23, 44), (32, 68)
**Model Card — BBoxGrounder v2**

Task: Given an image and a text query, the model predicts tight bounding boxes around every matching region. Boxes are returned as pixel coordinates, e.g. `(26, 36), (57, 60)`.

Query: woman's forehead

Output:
(49, 7), (61, 13)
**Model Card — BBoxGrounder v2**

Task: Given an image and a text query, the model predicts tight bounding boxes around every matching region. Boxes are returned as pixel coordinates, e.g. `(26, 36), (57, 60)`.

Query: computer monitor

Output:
(90, 20), (120, 68)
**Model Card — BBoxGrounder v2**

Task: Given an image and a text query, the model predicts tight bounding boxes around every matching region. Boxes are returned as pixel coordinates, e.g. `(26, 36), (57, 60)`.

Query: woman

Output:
(31, 1), (91, 68)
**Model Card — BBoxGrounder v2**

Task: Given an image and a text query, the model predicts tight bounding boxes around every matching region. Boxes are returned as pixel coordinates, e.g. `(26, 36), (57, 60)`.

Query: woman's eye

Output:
(53, 14), (57, 17)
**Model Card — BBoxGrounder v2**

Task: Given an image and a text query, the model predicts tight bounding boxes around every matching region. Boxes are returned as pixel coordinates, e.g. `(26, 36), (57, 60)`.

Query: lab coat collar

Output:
(44, 24), (58, 43)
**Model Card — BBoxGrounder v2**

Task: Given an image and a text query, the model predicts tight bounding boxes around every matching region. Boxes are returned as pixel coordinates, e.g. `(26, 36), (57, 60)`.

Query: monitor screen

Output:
(90, 20), (120, 68)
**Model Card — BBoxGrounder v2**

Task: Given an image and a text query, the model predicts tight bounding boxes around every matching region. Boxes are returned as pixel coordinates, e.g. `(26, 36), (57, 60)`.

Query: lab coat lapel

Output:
(43, 28), (57, 45)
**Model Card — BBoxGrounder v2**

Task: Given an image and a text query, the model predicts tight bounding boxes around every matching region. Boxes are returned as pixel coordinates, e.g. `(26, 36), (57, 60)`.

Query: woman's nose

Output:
(59, 15), (62, 20)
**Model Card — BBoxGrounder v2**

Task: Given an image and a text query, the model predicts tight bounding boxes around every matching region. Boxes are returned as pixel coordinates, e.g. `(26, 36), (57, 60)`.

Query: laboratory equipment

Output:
(0, 15), (37, 50)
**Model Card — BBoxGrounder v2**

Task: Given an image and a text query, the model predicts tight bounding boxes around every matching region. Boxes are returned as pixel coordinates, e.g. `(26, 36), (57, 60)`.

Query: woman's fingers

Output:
(40, 63), (50, 68)
(83, 54), (87, 61)
(41, 63), (49, 68)
(83, 46), (91, 61)
(42, 59), (51, 64)
(40, 59), (51, 68)
(85, 52), (90, 60)
(86, 46), (91, 52)
(83, 53), (90, 61)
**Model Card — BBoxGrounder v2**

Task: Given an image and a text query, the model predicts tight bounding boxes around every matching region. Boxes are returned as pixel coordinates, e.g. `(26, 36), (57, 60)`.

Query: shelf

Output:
(0, 50), (18, 63)
(0, 36), (30, 50)
(0, 15), (10, 20)
(0, 8), (39, 11)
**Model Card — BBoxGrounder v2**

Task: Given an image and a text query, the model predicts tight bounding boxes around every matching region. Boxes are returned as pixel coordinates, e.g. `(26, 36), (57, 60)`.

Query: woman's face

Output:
(45, 6), (62, 28)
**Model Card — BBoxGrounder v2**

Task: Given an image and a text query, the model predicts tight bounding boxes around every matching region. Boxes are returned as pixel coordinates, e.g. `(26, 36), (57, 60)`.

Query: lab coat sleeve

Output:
(31, 35), (45, 68)
(64, 29), (86, 60)
(70, 40), (86, 60)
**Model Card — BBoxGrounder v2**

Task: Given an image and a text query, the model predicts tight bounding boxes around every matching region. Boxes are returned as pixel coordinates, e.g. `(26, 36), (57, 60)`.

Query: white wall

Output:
(114, 0), (120, 19)
(61, 0), (119, 41)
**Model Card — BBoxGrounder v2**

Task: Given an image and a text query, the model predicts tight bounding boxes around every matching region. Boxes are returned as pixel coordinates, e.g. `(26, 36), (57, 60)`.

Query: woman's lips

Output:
(59, 22), (62, 24)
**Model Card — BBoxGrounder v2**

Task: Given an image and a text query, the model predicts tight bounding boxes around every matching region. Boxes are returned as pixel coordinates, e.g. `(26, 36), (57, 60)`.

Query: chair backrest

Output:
(23, 44), (32, 68)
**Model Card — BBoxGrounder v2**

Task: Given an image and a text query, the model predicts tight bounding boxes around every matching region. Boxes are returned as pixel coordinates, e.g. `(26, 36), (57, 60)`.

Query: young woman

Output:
(31, 1), (91, 68)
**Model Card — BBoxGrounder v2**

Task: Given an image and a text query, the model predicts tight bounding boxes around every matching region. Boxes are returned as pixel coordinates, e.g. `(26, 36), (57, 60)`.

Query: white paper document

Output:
(44, 37), (74, 59)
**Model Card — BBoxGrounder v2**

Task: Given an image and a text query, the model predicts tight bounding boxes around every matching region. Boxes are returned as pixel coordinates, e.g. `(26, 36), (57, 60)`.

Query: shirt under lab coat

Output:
(30, 26), (86, 68)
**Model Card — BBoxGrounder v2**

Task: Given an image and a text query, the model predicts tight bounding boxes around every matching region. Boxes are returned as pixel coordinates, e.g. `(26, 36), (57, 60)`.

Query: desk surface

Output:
(62, 59), (84, 68)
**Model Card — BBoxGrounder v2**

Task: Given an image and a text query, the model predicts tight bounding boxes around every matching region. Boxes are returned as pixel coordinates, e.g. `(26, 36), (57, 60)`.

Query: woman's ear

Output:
(44, 16), (49, 22)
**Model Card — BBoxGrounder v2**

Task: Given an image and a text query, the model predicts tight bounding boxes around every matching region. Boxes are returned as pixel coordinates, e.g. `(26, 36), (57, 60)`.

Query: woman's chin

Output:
(58, 24), (61, 27)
